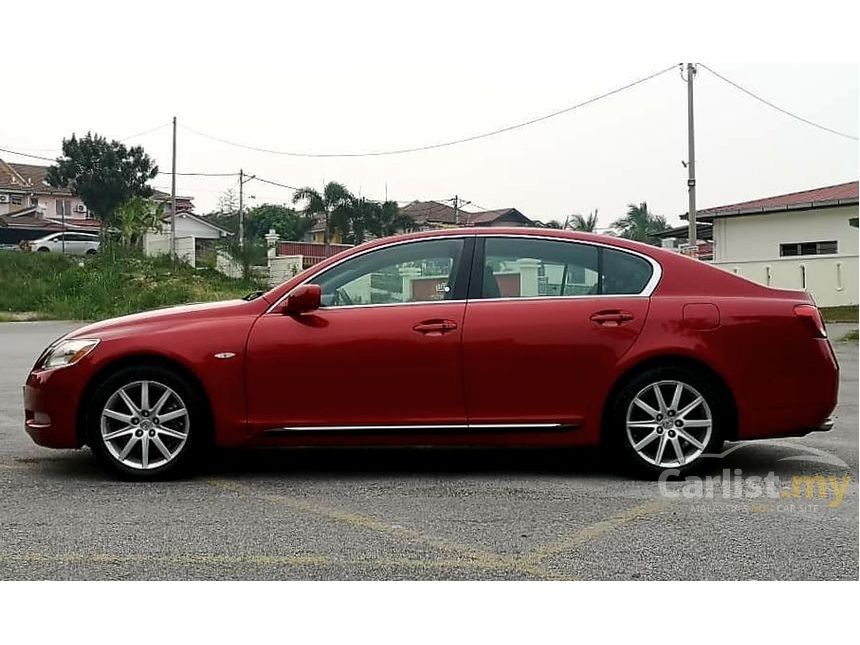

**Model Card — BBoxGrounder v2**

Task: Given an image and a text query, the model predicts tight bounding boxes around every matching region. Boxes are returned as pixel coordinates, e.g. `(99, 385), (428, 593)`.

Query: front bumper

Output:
(23, 367), (87, 449)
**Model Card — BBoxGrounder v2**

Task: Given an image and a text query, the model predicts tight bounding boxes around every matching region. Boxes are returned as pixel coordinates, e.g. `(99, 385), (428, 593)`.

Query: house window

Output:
(780, 241), (838, 257)
(10, 194), (23, 205)
(55, 199), (72, 217)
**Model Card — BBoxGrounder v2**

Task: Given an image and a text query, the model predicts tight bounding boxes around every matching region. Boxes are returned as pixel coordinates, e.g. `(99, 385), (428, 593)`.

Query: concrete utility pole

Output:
(686, 63), (697, 257)
(170, 116), (177, 260)
(453, 194), (459, 226)
(238, 168), (244, 249)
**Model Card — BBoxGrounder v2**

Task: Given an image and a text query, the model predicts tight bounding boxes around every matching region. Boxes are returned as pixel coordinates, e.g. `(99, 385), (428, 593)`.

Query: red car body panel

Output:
(23, 228), (838, 452)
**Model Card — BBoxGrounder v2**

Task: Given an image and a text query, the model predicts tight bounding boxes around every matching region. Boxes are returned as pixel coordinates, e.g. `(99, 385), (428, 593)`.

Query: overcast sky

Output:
(1, 62), (856, 228)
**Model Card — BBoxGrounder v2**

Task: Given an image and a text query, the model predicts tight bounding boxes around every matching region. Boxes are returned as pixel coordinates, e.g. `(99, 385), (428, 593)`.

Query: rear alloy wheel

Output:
(88, 367), (201, 478)
(610, 368), (725, 477)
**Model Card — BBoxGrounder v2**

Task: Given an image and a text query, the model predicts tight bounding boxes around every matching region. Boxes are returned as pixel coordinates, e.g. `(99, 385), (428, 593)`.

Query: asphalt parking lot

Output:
(0, 321), (856, 580)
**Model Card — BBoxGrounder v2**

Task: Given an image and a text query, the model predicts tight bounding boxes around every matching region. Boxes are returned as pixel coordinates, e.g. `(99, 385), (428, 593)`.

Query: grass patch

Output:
(0, 251), (264, 321)
(841, 330), (858, 343)
(820, 305), (858, 323)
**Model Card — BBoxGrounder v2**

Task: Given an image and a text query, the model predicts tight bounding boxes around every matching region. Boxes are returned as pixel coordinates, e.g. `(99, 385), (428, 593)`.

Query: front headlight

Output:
(37, 338), (100, 371)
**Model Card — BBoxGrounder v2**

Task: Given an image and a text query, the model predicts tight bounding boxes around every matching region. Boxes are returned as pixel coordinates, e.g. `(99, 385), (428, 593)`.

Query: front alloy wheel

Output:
(101, 380), (190, 470)
(88, 366), (201, 478)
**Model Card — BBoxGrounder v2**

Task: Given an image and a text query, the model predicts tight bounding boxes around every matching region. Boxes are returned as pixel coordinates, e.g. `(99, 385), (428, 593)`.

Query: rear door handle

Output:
(590, 310), (634, 326)
(413, 319), (458, 334)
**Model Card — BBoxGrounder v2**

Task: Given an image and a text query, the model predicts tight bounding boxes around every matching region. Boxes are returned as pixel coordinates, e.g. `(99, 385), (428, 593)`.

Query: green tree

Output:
(332, 198), (410, 244)
(611, 202), (668, 244)
(115, 196), (164, 250)
(569, 210), (599, 232)
(245, 203), (314, 241)
(292, 182), (353, 250)
(543, 219), (564, 229)
(46, 132), (158, 229)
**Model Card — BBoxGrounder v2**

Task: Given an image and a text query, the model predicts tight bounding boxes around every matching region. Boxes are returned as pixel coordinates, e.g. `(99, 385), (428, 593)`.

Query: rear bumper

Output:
(738, 339), (839, 440)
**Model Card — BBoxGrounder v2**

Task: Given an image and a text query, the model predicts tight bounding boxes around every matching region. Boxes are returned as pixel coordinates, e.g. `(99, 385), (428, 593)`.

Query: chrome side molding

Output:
(263, 422), (576, 434)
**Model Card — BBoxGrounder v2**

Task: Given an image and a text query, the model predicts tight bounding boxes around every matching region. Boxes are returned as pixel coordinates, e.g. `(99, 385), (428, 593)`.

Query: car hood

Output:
(67, 299), (259, 340)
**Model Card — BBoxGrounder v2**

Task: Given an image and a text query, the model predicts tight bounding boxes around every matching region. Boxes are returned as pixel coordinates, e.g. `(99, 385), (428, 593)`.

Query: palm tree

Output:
(292, 181), (352, 251)
(543, 219), (565, 229)
(611, 202), (668, 245)
(569, 210), (599, 232)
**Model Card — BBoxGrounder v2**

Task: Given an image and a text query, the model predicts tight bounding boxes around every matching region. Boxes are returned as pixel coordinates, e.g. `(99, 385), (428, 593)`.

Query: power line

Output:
(180, 64), (679, 158)
(699, 63), (858, 141)
(156, 171), (239, 177)
(250, 176), (301, 191)
(0, 146), (55, 162)
(119, 122), (172, 142)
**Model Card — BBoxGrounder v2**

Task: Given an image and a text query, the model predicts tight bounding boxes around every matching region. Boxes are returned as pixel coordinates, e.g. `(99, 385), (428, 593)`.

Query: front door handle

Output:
(413, 319), (458, 335)
(590, 310), (634, 326)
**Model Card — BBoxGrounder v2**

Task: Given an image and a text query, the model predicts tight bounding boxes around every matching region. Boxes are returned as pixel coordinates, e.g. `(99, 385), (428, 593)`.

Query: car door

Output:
(245, 236), (474, 434)
(62, 233), (82, 255)
(462, 235), (657, 429)
(45, 234), (63, 252)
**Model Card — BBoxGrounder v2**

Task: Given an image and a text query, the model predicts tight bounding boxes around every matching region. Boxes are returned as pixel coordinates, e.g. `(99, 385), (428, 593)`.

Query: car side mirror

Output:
(282, 284), (321, 315)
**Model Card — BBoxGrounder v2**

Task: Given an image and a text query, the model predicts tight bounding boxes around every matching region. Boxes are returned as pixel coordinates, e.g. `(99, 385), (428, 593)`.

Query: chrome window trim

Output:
(265, 232), (662, 314)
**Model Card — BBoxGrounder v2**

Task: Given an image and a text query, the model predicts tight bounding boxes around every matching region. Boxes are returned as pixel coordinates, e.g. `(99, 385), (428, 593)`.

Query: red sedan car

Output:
(24, 228), (838, 479)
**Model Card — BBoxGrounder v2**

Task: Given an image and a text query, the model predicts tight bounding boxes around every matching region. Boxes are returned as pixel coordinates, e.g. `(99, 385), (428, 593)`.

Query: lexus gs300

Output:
(24, 228), (838, 479)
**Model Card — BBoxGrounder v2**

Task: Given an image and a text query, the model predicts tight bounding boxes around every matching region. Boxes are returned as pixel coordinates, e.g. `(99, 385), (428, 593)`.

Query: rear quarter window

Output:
(601, 247), (654, 295)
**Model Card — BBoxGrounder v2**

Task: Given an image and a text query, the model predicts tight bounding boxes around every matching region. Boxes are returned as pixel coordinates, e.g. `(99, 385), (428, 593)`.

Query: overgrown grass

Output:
(820, 305), (858, 323)
(0, 251), (264, 321)
(841, 330), (858, 343)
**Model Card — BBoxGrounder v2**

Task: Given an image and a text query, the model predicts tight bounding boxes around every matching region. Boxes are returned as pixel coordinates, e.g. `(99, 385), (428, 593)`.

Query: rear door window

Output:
(477, 237), (654, 298)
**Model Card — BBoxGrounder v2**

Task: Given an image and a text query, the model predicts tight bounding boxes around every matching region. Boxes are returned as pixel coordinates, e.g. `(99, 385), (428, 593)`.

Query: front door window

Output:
(311, 238), (467, 307)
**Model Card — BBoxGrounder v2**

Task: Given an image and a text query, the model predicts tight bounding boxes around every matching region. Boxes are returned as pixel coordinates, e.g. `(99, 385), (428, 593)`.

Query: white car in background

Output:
(30, 232), (100, 256)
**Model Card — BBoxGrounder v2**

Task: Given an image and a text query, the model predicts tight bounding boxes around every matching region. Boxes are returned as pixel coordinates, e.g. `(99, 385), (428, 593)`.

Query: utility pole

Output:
(238, 168), (244, 249)
(453, 194), (459, 226)
(686, 63), (697, 257)
(170, 116), (177, 260)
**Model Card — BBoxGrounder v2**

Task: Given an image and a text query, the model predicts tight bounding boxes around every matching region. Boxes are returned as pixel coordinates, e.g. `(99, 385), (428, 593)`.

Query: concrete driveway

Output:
(0, 321), (856, 580)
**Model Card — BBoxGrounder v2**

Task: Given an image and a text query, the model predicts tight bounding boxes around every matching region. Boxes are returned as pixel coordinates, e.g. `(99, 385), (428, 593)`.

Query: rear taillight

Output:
(794, 304), (827, 338)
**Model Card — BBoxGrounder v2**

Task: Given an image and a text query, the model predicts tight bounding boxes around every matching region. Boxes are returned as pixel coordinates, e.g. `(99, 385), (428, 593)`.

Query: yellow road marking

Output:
(524, 499), (667, 566)
(207, 478), (561, 580)
(0, 480), (667, 579)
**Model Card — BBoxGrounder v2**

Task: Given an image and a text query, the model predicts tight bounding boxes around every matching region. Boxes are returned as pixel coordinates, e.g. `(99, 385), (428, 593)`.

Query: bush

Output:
(0, 250), (264, 321)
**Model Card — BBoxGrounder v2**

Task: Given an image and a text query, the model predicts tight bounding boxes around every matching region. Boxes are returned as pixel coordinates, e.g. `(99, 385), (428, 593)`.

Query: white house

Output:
(144, 211), (232, 267)
(687, 181), (858, 307)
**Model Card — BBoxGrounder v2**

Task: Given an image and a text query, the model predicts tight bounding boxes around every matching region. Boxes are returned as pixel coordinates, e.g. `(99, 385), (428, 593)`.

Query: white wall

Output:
(144, 232), (196, 266)
(170, 214), (227, 239)
(711, 204), (858, 307)
(268, 255), (302, 287)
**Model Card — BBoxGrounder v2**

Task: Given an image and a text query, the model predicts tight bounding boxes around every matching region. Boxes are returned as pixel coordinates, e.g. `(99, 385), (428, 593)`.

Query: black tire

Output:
(85, 365), (206, 480)
(37, 247), (50, 253)
(607, 366), (727, 479)
(86, 248), (98, 256)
